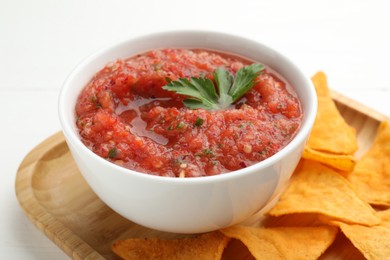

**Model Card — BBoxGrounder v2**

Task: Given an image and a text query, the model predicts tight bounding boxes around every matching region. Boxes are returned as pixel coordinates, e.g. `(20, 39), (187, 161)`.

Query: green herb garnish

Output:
(203, 148), (215, 156)
(162, 63), (264, 110)
(108, 147), (118, 158)
(176, 121), (185, 129)
(194, 117), (204, 127)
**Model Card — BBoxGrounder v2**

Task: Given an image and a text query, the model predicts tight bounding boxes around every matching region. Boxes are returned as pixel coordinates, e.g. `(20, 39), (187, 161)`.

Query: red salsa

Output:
(75, 49), (302, 177)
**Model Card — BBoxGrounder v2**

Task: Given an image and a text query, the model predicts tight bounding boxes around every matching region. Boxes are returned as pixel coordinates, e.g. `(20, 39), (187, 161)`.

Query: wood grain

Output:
(15, 91), (389, 259)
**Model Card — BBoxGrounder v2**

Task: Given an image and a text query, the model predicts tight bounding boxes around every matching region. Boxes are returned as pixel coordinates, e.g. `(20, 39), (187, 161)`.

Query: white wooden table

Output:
(1, 0), (389, 258)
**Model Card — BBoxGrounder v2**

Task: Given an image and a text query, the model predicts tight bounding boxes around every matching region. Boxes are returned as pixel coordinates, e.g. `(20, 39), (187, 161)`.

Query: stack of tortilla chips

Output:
(302, 72), (358, 172)
(112, 72), (390, 260)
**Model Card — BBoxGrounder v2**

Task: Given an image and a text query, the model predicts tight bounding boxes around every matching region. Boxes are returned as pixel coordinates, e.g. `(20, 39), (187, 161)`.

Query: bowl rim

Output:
(58, 29), (317, 185)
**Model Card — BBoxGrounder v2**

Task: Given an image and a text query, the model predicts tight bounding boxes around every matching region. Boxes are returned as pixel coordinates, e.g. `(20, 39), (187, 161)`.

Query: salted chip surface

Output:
(220, 225), (337, 260)
(112, 231), (229, 260)
(307, 72), (358, 155)
(302, 147), (356, 172)
(330, 210), (390, 260)
(347, 121), (390, 206)
(269, 160), (380, 226)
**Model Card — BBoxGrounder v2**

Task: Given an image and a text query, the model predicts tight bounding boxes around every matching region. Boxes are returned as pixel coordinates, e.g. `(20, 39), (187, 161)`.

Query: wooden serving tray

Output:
(15, 91), (389, 260)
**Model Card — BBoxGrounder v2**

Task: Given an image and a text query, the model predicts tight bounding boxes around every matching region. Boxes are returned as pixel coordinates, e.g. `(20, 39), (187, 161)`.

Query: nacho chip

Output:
(268, 160), (380, 226)
(302, 147), (356, 172)
(112, 231), (229, 260)
(307, 72), (358, 155)
(347, 121), (390, 206)
(220, 225), (337, 260)
(330, 210), (390, 260)
(379, 209), (390, 228)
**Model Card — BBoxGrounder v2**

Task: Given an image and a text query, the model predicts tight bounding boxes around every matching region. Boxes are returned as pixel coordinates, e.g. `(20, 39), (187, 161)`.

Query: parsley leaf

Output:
(194, 117), (204, 127)
(108, 147), (118, 158)
(162, 63), (264, 110)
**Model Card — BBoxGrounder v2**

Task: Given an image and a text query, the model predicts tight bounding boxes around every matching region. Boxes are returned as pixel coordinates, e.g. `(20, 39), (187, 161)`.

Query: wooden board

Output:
(15, 91), (390, 260)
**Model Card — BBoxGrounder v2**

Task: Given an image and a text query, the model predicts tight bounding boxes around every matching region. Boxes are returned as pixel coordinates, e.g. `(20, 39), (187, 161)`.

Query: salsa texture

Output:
(75, 49), (302, 177)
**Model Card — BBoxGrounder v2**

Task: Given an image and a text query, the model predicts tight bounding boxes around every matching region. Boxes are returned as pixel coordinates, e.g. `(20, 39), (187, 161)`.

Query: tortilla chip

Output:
(347, 121), (390, 206)
(302, 147), (356, 172)
(112, 231), (229, 260)
(330, 210), (390, 260)
(379, 209), (390, 228)
(220, 225), (337, 260)
(307, 72), (358, 155)
(311, 71), (329, 97)
(268, 160), (380, 226)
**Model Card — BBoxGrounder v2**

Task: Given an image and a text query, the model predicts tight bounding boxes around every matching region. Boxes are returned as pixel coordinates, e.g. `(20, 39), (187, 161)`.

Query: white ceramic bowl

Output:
(58, 31), (317, 234)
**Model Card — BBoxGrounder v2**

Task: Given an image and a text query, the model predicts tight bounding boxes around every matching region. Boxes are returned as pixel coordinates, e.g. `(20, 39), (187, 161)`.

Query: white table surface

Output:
(1, 0), (389, 259)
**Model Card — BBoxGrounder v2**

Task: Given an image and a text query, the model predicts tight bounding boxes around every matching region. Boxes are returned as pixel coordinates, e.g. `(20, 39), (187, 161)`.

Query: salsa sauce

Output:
(75, 49), (302, 177)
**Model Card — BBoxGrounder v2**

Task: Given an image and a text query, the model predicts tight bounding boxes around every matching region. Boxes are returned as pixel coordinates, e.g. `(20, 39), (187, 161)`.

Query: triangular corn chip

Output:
(347, 121), (390, 206)
(302, 147), (356, 172)
(221, 225), (337, 260)
(112, 231), (229, 260)
(330, 210), (390, 260)
(269, 160), (380, 226)
(306, 72), (358, 155)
